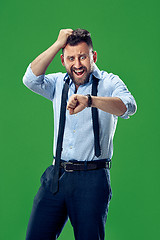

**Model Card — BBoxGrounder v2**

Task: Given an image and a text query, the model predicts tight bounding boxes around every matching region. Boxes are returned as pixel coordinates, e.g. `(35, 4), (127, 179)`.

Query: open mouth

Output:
(73, 69), (85, 77)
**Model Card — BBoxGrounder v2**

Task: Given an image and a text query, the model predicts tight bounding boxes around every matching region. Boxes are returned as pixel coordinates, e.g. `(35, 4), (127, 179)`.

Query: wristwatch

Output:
(86, 94), (92, 107)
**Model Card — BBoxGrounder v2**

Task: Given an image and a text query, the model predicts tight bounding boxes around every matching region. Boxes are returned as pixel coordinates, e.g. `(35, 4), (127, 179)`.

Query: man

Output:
(23, 28), (137, 240)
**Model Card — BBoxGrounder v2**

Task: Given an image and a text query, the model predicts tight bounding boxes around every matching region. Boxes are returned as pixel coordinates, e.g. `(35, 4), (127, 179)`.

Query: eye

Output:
(80, 55), (86, 60)
(68, 56), (74, 61)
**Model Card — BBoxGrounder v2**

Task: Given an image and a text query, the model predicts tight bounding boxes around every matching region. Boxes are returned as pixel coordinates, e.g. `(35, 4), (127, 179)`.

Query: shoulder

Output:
(93, 64), (123, 92)
(93, 64), (121, 84)
(44, 72), (66, 82)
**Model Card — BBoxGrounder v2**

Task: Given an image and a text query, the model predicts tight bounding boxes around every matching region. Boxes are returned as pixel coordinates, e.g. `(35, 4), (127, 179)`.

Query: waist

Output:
(53, 157), (111, 163)
(53, 158), (112, 172)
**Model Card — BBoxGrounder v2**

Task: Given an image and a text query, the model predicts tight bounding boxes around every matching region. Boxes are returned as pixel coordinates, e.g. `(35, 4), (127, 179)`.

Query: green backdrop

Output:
(1, 0), (160, 239)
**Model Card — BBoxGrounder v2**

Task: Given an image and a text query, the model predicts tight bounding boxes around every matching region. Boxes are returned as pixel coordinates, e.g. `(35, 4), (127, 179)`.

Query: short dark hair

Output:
(62, 28), (93, 53)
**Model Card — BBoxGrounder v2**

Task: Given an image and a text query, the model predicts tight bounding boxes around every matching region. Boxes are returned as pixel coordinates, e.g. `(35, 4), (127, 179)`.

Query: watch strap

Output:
(86, 94), (92, 107)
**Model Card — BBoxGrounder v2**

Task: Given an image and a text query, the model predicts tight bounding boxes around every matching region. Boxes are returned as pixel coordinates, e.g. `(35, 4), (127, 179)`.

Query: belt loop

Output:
(108, 160), (112, 169)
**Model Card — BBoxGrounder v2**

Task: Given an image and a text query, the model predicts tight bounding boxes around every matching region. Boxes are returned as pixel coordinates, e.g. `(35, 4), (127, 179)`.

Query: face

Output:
(61, 42), (97, 87)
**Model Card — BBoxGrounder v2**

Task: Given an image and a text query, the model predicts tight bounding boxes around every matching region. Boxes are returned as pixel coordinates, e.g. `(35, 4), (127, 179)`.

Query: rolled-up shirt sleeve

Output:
(111, 75), (137, 119)
(22, 63), (56, 101)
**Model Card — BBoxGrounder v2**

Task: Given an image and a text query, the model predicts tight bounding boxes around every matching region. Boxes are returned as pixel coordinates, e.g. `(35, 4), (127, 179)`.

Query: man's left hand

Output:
(67, 94), (88, 115)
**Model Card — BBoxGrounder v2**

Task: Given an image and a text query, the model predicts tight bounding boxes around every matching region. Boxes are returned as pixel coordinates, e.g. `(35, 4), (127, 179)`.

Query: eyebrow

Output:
(66, 53), (88, 58)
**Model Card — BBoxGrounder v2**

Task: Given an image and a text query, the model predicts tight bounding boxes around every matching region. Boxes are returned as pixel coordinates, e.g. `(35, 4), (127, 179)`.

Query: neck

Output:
(75, 84), (79, 93)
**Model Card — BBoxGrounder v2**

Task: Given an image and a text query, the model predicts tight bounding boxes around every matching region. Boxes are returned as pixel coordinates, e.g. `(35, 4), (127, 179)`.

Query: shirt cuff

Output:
(117, 96), (137, 119)
(24, 63), (45, 83)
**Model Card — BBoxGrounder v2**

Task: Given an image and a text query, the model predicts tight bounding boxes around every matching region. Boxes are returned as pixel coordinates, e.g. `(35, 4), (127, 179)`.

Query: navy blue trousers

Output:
(26, 163), (112, 240)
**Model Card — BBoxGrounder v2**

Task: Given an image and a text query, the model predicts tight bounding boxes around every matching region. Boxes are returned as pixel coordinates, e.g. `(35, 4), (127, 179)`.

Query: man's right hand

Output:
(31, 28), (73, 76)
(56, 29), (73, 49)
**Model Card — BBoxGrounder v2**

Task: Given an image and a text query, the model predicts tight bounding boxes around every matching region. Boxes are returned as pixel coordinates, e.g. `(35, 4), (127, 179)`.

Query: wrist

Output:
(54, 40), (64, 51)
(86, 94), (92, 107)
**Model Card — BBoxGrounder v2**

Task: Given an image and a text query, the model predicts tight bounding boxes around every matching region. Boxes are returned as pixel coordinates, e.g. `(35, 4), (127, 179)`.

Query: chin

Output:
(74, 76), (90, 86)
(67, 70), (91, 86)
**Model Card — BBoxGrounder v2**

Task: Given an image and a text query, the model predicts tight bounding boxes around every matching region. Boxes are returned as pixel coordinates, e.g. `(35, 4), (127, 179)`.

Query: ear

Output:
(61, 54), (65, 66)
(93, 51), (97, 63)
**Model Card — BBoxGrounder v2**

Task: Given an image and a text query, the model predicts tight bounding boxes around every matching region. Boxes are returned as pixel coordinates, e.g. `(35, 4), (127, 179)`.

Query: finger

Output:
(67, 99), (77, 109)
(70, 99), (77, 106)
(68, 107), (74, 115)
(67, 103), (75, 109)
(64, 29), (73, 37)
(72, 104), (86, 114)
(66, 29), (73, 33)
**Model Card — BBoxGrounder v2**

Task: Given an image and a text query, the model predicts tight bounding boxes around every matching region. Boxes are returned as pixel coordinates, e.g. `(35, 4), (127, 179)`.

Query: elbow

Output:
(128, 101), (137, 116)
(133, 102), (137, 115)
(22, 75), (29, 88)
(22, 75), (26, 85)
(119, 101), (137, 119)
(22, 75), (34, 90)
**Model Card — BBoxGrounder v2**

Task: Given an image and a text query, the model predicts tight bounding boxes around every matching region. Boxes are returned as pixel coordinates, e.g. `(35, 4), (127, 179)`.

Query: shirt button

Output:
(73, 130), (76, 133)
(75, 114), (77, 116)
(70, 146), (72, 149)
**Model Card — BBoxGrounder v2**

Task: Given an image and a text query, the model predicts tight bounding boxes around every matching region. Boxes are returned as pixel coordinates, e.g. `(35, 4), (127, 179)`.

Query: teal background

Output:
(1, 0), (160, 239)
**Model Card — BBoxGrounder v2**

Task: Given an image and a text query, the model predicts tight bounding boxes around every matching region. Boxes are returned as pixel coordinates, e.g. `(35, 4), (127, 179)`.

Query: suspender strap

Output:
(51, 74), (101, 194)
(91, 75), (101, 157)
(51, 76), (70, 194)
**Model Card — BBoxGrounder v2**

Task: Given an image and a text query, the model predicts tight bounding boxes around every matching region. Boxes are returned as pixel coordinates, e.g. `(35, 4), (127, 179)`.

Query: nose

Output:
(74, 57), (82, 68)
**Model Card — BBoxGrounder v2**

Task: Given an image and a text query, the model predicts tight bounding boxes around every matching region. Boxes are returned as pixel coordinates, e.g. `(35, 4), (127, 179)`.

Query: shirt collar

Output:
(92, 63), (101, 80)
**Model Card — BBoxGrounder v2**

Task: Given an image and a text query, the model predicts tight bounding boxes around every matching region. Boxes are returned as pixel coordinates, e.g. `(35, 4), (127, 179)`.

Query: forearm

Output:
(31, 41), (62, 76)
(91, 96), (127, 116)
(31, 29), (73, 76)
(67, 94), (127, 116)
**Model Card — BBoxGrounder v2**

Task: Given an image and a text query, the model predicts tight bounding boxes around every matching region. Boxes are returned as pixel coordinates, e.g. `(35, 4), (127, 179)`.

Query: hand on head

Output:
(57, 29), (73, 49)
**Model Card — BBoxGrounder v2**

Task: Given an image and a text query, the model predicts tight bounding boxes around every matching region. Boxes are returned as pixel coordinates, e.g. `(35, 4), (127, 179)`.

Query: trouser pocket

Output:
(40, 165), (55, 189)
(40, 165), (65, 190)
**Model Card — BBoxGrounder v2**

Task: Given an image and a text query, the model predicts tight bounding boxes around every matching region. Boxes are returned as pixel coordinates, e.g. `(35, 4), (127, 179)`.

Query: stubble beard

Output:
(67, 65), (94, 87)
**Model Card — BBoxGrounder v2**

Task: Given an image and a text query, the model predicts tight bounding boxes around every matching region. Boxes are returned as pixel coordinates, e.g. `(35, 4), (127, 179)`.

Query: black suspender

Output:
(51, 75), (70, 193)
(92, 75), (101, 157)
(51, 74), (101, 194)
